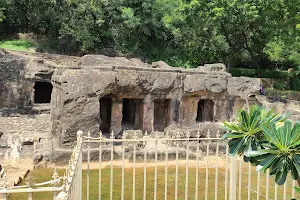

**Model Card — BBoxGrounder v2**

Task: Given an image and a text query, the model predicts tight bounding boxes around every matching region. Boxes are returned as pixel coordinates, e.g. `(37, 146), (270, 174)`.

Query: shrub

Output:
(274, 81), (286, 90)
(291, 78), (300, 91)
(230, 68), (257, 77)
(230, 68), (291, 79)
(259, 69), (290, 79)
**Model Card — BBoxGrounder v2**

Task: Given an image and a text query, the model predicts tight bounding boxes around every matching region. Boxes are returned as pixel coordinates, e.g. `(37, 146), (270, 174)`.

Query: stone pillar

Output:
(213, 100), (217, 122)
(170, 99), (179, 124)
(142, 95), (154, 133)
(135, 100), (143, 129)
(180, 97), (198, 127)
(110, 97), (123, 134)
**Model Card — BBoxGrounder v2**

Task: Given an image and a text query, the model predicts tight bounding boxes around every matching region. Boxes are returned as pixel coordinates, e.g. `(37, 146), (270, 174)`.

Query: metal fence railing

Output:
(57, 129), (299, 200)
(0, 168), (63, 200)
(1, 129), (298, 200)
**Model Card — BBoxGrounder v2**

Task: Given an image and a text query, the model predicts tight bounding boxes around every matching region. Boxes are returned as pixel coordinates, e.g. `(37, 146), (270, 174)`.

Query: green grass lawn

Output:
(0, 39), (36, 51)
(9, 166), (300, 200)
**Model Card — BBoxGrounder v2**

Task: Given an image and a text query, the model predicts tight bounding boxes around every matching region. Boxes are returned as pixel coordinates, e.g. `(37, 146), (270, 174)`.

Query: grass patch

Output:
(266, 89), (300, 93)
(9, 166), (300, 200)
(0, 39), (36, 51)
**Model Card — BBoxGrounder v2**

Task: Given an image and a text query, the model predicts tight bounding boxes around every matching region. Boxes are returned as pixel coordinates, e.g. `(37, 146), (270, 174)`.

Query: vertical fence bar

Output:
(175, 131), (179, 200)
(99, 132), (102, 200)
(143, 131), (148, 200)
(195, 130), (200, 200)
(132, 131), (137, 200)
(205, 131), (210, 200)
(292, 180), (296, 199)
(76, 153), (79, 200)
(27, 188), (33, 200)
(121, 134), (125, 200)
(164, 132), (169, 200)
(274, 182), (278, 200)
(154, 132), (158, 200)
(110, 131), (114, 200)
(229, 155), (237, 200)
(184, 131), (190, 200)
(73, 161), (76, 200)
(283, 181), (287, 200)
(265, 169), (270, 200)
(0, 192), (7, 200)
(238, 157), (242, 200)
(87, 131), (90, 200)
(248, 162), (251, 200)
(0, 191), (7, 200)
(79, 145), (83, 200)
(257, 172), (261, 200)
(225, 143), (229, 200)
(53, 191), (58, 200)
(215, 133), (220, 200)
(77, 130), (83, 200)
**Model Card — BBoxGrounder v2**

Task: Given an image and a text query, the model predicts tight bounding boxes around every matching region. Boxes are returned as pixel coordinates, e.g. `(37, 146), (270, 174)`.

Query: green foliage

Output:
(230, 68), (257, 77)
(222, 105), (289, 159)
(274, 81), (286, 90)
(247, 121), (300, 185)
(295, 186), (300, 194)
(231, 68), (291, 79)
(0, 39), (36, 51)
(0, 0), (299, 69)
(291, 77), (300, 91)
(223, 105), (300, 187)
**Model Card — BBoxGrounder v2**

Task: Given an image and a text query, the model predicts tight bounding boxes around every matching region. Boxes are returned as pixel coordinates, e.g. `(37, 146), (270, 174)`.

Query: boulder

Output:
(227, 77), (260, 99)
(198, 63), (227, 72)
(33, 154), (43, 164)
(184, 74), (227, 93)
(151, 61), (173, 69)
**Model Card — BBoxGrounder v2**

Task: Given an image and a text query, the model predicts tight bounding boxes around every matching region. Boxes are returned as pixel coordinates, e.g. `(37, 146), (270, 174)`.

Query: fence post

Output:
(56, 191), (68, 200)
(0, 170), (7, 200)
(229, 155), (237, 200)
(77, 130), (83, 200)
(0, 189), (7, 200)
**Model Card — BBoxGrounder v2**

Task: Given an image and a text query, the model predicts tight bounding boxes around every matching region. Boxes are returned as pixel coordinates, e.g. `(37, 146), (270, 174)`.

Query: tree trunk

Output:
(297, 177), (300, 186)
(226, 55), (231, 73)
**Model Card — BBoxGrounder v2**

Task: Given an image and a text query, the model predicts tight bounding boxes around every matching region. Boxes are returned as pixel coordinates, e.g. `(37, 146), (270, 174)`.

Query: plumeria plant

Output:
(222, 105), (300, 190)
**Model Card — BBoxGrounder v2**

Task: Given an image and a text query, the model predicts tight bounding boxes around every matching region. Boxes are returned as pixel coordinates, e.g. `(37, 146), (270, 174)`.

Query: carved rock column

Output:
(111, 97), (123, 134)
(142, 95), (154, 133)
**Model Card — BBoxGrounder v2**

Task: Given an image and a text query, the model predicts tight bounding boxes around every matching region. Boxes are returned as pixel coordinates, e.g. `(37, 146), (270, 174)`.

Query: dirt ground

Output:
(1, 158), (33, 186)
(50, 155), (229, 170)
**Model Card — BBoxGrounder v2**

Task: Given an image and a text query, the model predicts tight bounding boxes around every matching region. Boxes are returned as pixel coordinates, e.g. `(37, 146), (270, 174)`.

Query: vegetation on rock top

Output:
(0, 0), (299, 71)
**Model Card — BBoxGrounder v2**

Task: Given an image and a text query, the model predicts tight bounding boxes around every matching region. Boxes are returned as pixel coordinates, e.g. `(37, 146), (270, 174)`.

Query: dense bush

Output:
(259, 69), (290, 79)
(231, 68), (300, 91)
(231, 68), (291, 79)
(274, 81), (286, 90)
(291, 78), (300, 91)
(230, 68), (257, 77)
(0, 0), (299, 69)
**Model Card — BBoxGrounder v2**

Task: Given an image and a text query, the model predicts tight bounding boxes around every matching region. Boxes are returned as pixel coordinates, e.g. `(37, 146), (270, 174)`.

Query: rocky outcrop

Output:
(0, 51), (260, 149)
(198, 63), (226, 72)
(227, 77), (260, 99)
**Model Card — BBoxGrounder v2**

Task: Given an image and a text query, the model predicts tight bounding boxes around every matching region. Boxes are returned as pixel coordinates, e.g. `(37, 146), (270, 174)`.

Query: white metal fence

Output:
(1, 129), (299, 200)
(58, 130), (299, 200)
(0, 168), (63, 200)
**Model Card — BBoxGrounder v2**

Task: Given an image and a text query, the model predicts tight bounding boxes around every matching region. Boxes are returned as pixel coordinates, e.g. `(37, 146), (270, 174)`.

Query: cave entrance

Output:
(100, 97), (112, 133)
(196, 99), (214, 122)
(122, 98), (143, 130)
(154, 99), (170, 131)
(34, 82), (53, 104)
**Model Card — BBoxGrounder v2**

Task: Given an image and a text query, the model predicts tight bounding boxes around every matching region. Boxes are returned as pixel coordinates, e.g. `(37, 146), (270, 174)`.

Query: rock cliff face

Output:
(0, 50), (260, 149)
